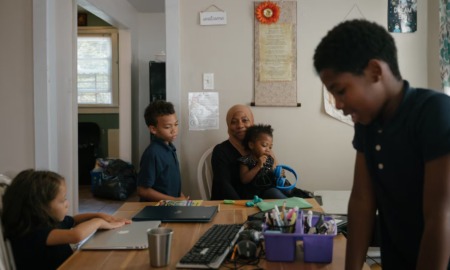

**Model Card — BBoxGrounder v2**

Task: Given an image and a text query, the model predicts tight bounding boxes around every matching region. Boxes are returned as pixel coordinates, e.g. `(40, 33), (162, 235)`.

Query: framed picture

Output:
(78, 13), (87, 27)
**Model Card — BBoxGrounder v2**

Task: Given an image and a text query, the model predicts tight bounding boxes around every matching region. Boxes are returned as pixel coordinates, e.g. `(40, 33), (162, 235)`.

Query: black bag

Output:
(90, 159), (137, 201)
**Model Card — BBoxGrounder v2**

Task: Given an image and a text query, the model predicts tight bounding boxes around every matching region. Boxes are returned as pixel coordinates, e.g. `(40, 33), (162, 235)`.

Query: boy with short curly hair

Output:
(137, 100), (187, 202)
(314, 19), (450, 270)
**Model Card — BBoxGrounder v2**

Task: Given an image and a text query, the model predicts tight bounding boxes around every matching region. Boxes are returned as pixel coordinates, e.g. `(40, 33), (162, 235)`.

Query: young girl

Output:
(238, 124), (287, 199)
(1, 169), (131, 270)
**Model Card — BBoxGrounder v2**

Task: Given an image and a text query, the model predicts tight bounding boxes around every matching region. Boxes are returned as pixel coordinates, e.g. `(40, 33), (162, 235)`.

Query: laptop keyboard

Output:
(176, 224), (243, 269)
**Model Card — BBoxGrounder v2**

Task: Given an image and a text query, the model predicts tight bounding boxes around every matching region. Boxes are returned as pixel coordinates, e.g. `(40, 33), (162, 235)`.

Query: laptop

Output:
(132, 206), (218, 222)
(80, 220), (161, 250)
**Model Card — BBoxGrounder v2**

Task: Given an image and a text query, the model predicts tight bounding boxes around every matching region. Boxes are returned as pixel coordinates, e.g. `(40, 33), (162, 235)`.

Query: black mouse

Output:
(236, 239), (257, 258)
(245, 220), (264, 231)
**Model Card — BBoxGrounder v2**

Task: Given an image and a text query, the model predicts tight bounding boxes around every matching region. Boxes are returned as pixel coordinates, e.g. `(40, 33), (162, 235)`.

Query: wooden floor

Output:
(78, 185), (139, 214)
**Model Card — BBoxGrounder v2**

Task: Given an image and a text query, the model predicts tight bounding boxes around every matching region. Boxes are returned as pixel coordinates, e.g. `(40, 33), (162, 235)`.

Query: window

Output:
(77, 27), (118, 111)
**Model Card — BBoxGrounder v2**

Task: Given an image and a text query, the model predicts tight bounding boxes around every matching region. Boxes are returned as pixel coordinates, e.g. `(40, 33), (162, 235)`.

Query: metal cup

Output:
(147, 227), (173, 267)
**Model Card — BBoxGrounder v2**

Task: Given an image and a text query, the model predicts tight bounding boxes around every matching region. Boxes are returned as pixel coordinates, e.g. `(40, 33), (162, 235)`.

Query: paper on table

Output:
(156, 200), (203, 206)
(256, 197), (312, 212)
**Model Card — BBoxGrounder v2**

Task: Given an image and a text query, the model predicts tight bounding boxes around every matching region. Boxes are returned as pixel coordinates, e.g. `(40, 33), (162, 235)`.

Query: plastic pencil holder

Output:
(301, 215), (337, 263)
(266, 223), (295, 234)
(262, 210), (303, 262)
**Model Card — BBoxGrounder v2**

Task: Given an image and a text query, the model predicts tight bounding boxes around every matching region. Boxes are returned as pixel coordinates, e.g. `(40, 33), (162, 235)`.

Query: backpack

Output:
(90, 159), (137, 201)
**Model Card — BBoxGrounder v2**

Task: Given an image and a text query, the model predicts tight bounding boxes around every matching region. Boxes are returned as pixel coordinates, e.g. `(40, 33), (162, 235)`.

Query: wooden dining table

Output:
(58, 199), (370, 269)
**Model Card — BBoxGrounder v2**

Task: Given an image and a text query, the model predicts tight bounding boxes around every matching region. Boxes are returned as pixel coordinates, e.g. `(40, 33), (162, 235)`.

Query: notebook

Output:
(132, 206), (218, 222)
(80, 220), (161, 250)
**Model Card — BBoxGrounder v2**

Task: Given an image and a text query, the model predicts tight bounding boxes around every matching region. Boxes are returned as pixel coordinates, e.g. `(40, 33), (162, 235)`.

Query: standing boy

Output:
(137, 100), (187, 202)
(313, 19), (450, 269)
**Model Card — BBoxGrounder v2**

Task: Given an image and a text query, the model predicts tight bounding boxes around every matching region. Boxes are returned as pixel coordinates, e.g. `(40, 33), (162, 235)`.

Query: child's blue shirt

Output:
(137, 137), (182, 200)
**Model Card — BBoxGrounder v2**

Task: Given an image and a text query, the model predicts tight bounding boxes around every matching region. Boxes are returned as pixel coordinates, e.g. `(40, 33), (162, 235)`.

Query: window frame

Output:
(77, 27), (119, 114)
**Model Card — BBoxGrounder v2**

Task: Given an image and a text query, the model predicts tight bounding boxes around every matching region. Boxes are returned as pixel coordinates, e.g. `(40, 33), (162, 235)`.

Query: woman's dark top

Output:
(211, 140), (252, 200)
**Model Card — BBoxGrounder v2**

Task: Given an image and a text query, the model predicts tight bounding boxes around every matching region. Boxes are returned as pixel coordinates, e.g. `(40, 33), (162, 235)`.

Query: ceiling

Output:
(126, 0), (164, 13)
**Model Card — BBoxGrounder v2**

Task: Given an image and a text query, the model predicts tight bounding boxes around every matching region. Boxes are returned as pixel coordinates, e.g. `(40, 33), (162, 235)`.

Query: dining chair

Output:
(0, 181), (16, 270)
(197, 146), (214, 200)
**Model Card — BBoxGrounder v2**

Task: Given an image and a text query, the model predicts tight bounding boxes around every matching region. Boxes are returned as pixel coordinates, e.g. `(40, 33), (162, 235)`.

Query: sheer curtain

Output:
(439, 0), (450, 95)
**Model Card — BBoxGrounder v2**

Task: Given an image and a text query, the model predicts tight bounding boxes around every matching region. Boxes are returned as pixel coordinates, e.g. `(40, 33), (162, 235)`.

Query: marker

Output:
(314, 213), (325, 232)
(265, 212), (272, 226)
(304, 216), (310, 234)
(272, 209), (283, 228)
(326, 220), (336, 235)
(273, 205), (284, 226)
(283, 209), (288, 225)
(286, 208), (295, 220)
(306, 210), (313, 228)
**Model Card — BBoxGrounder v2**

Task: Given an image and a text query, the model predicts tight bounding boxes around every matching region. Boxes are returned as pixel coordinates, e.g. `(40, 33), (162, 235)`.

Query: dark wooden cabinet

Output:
(149, 61), (166, 102)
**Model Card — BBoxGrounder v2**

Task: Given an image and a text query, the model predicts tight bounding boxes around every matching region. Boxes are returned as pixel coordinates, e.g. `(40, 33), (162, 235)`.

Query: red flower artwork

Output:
(255, 1), (280, 24)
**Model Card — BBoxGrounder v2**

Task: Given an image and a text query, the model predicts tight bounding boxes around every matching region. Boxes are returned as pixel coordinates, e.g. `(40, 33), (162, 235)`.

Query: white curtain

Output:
(439, 0), (450, 95)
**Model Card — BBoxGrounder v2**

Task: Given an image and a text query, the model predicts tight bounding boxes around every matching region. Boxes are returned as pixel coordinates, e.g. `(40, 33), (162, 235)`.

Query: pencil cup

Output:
(147, 227), (173, 267)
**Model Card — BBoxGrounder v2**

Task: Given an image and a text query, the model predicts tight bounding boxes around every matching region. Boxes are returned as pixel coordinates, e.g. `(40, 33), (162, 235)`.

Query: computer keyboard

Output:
(176, 224), (244, 269)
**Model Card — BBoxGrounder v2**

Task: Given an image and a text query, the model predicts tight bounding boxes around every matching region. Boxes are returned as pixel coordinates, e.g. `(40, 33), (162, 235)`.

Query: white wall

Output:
(175, 0), (431, 198)
(428, 0), (442, 90)
(136, 13), (166, 164)
(0, 0), (34, 177)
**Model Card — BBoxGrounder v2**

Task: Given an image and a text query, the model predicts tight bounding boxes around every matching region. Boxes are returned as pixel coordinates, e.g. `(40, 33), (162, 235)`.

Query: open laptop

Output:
(132, 206), (218, 222)
(80, 220), (161, 250)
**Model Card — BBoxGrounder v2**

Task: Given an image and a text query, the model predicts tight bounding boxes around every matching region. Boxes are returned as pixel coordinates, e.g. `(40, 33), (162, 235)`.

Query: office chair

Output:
(197, 146), (214, 200)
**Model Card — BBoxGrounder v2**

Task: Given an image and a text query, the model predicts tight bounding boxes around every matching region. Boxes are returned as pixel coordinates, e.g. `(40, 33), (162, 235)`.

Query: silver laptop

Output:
(80, 220), (161, 250)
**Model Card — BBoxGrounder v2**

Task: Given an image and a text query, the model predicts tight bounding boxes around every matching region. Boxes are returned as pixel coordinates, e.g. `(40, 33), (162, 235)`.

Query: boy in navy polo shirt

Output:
(314, 20), (450, 269)
(137, 100), (187, 201)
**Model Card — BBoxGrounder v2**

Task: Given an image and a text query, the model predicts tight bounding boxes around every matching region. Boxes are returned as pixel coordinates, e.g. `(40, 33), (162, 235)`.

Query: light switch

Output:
(203, 73), (214, 90)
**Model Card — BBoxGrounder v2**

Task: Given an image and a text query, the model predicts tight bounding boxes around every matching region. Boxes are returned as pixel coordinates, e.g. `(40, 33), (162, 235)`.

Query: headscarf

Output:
(226, 104), (254, 156)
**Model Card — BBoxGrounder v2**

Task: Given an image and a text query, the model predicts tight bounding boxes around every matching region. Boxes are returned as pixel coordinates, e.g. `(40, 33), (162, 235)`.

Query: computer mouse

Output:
(236, 239), (257, 258)
(245, 220), (264, 231)
(237, 229), (261, 243)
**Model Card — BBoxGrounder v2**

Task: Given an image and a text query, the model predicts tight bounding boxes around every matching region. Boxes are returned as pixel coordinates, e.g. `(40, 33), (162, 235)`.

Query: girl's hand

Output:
(98, 219), (129, 230)
(96, 213), (131, 224)
(258, 155), (268, 168)
(96, 213), (115, 222)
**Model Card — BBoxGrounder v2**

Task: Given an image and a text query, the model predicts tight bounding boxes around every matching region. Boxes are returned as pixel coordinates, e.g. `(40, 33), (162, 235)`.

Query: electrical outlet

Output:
(203, 73), (214, 90)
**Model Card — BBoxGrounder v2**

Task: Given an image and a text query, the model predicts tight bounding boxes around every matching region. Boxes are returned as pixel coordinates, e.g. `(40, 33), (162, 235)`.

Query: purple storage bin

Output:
(302, 216), (337, 263)
(263, 211), (303, 262)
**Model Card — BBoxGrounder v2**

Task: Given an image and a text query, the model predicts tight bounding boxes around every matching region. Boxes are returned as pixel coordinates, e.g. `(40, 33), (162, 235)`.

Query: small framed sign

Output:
(200, 11), (227, 25)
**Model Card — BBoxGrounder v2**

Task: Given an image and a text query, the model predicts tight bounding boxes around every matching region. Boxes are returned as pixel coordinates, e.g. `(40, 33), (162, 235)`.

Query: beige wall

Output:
(177, 0), (431, 198)
(0, 0), (34, 177)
